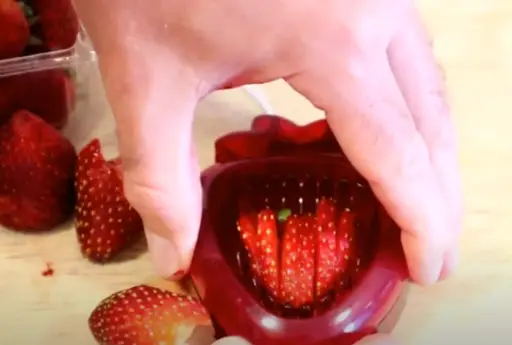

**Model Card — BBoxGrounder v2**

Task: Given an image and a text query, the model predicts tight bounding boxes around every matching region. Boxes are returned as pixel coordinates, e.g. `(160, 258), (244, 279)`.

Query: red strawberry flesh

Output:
(236, 194), (360, 312)
(315, 198), (340, 298)
(89, 285), (211, 345)
(280, 214), (316, 307)
(336, 210), (356, 273)
(237, 212), (260, 276)
(75, 139), (144, 262)
(256, 209), (280, 297)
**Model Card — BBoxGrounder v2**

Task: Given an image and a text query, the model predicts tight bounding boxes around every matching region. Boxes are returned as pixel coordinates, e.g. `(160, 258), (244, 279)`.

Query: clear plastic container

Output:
(0, 28), (97, 130)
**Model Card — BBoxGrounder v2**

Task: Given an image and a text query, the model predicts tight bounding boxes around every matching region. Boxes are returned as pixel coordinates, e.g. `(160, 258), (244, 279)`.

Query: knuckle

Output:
(393, 133), (432, 182)
(122, 175), (170, 216)
(370, 128), (432, 186)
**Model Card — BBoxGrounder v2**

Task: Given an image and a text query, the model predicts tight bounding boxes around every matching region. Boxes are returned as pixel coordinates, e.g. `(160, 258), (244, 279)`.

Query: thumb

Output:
(97, 46), (207, 277)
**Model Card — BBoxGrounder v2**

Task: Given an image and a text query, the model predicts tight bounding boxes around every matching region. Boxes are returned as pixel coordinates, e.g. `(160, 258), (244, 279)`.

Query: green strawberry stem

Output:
(278, 208), (292, 223)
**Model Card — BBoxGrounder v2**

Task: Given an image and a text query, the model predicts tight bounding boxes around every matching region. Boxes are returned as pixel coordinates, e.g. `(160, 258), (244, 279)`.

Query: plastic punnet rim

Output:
(0, 28), (96, 78)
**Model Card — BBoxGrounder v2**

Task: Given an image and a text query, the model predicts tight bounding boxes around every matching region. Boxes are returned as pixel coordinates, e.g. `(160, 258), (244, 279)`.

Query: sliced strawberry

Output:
(336, 210), (356, 274)
(315, 198), (339, 298)
(298, 215), (316, 304)
(237, 212), (260, 276)
(75, 139), (144, 262)
(89, 285), (211, 345)
(280, 214), (316, 307)
(0, 110), (76, 231)
(255, 209), (279, 298)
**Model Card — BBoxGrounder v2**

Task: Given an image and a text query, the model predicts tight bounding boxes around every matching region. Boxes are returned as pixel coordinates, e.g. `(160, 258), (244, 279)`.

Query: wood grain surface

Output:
(1, 0), (510, 344)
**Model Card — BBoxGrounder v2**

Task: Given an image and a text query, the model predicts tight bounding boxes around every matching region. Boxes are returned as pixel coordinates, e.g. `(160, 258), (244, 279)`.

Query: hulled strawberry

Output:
(236, 197), (357, 310)
(89, 285), (211, 345)
(75, 139), (144, 262)
(0, 110), (76, 231)
(337, 210), (355, 271)
(237, 208), (279, 298)
(0, 0), (29, 60)
(237, 212), (260, 276)
(280, 214), (316, 307)
(30, 0), (79, 50)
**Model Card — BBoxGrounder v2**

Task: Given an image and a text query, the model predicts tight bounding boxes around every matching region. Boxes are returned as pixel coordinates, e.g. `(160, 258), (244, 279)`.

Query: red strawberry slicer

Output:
(190, 115), (409, 345)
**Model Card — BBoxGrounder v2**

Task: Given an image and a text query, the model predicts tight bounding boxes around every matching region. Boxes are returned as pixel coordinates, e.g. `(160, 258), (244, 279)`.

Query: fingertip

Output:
(370, 176), (449, 286)
(401, 231), (443, 286)
(439, 244), (460, 281)
(145, 229), (181, 278)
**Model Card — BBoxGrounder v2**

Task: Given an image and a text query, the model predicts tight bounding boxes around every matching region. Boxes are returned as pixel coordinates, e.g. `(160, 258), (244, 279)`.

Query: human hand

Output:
(73, 0), (462, 285)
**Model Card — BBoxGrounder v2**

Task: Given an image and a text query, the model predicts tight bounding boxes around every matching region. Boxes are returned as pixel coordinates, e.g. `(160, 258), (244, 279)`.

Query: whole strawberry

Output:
(0, 70), (76, 129)
(0, 0), (29, 59)
(18, 69), (76, 128)
(89, 285), (211, 345)
(75, 139), (144, 262)
(30, 0), (79, 50)
(0, 110), (76, 231)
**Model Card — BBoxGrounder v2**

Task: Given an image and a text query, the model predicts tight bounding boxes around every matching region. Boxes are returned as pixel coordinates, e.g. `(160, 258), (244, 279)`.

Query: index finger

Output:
(388, 8), (462, 278)
(74, 0), (207, 277)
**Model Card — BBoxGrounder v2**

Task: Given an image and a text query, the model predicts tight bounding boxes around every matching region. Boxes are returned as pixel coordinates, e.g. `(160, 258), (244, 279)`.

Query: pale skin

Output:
(73, 0), (462, 343)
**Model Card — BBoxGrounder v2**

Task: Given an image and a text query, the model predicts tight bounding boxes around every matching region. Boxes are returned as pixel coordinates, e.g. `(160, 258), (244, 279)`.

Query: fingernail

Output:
(439, 245), (459, 280)
(146, 230), (181, 278)
(417, 251), (443, 286)
(401, 232), (443, 286)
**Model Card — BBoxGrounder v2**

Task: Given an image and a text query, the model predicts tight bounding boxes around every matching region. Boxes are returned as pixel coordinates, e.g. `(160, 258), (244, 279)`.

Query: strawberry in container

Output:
(28, 0), (80, 51)
(0, 110), (76, 231)
(0, 0), (143, 261)
(0, 0), (98, 234)
(85, 115), (410, 345)
(0, 0), (90, 129)
(0, 0), (30, 60)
